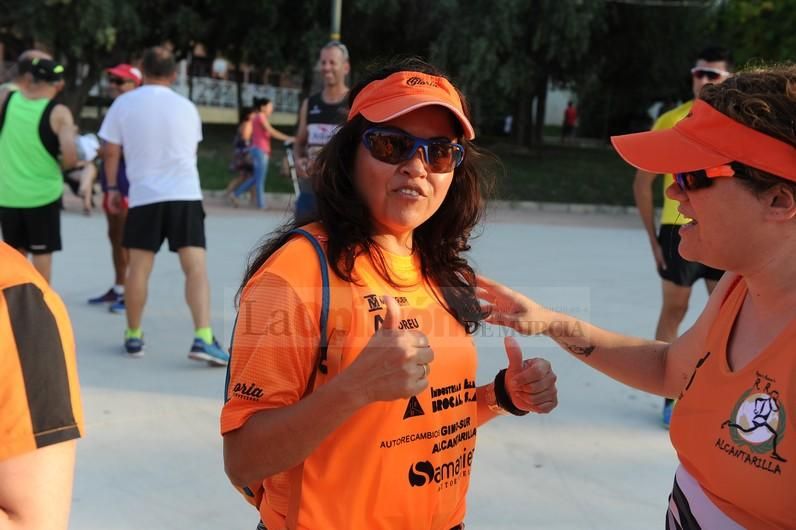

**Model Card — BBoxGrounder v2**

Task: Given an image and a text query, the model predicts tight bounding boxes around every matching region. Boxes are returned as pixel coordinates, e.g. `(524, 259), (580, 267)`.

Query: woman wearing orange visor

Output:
(479, 65), (796, 529)
(220, 58), (559, 529)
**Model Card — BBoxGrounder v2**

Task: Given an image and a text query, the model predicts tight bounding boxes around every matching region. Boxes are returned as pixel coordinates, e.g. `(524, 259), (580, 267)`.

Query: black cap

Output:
(29, 58), (65, 82)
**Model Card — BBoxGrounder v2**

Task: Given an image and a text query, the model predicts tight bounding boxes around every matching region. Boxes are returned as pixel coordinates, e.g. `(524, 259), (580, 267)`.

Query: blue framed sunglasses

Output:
(361, 127), (465, 173)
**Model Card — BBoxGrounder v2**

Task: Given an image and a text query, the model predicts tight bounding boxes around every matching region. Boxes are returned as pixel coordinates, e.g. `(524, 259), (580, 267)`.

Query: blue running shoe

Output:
(662, 399), (675, 429)
(188, 337), (229, 366)
(109, 298), (125, 314)
(88, 287), (121, 305)
(125, 335), (144, 357)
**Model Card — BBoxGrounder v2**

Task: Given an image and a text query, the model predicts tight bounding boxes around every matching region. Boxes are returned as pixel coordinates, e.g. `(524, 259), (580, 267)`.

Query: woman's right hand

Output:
(477, 275), (555, 336)
(339, 296), (433, 405)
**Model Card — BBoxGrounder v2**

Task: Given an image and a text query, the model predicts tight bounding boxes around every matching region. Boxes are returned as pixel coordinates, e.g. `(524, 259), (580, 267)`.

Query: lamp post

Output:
(331, 0), (342, 41)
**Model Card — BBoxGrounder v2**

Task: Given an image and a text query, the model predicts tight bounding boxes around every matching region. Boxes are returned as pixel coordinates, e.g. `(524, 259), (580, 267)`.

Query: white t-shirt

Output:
(99, 85), (203, 207)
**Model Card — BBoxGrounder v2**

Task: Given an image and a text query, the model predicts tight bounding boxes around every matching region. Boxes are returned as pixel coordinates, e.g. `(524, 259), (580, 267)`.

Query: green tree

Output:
(430, 0), (603, 146)
(713, 0), (796, 66)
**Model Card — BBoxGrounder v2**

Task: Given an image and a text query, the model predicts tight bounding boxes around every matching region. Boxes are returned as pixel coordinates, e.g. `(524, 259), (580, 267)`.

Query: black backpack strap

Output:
(0, 90), (16, 134)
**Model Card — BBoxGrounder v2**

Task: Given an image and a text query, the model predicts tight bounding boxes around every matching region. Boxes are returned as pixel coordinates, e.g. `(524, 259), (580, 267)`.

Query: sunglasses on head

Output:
(361, 127), (465, 173)
(690, 67), (727, 81)
(674, 163), (747, 191)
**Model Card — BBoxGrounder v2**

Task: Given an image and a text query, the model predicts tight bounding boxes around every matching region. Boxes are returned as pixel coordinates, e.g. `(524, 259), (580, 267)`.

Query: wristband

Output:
(493, 369), (530, 416)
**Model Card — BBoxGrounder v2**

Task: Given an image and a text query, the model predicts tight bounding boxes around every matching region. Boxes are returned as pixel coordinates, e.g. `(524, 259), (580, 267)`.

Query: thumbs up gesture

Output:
(502, 336), (558, 414)
(340, 295), (434, 404)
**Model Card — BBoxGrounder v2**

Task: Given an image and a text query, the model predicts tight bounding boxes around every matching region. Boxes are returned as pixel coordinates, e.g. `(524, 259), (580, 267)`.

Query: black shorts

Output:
(0, 199), (62, 254)
(657, 224), (723, 287)
(123, 200), (206, 253)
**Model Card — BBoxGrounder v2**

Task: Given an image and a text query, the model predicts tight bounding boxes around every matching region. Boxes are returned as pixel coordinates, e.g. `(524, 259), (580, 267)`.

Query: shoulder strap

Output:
(0, 90), (16, 134)
(284, 228), (330, 530)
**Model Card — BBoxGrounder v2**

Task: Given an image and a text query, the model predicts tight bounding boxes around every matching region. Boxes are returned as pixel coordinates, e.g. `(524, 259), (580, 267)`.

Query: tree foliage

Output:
(1, 0), (792, 141)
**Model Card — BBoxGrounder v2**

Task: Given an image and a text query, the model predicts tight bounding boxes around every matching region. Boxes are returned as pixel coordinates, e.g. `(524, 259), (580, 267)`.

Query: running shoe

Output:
(125, 335), (144, 357)
(88, 287), (122, 305)
(662, 399), (675, 429)
(188, 337), (229, 366)
(109, 298), (125, 314)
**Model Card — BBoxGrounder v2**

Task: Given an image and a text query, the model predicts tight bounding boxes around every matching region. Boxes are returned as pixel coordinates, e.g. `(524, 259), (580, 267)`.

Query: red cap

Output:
(611, 100), (796, 182)
(348, 71), (475, 140)
(105, 64), (142, 86)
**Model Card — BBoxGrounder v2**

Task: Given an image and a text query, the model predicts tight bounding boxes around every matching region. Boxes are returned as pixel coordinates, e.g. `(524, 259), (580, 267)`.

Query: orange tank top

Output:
(669, 277), (796, 529)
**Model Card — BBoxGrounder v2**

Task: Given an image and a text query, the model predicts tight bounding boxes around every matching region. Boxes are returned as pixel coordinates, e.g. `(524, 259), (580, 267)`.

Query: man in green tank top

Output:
(0, 57), (77, 283)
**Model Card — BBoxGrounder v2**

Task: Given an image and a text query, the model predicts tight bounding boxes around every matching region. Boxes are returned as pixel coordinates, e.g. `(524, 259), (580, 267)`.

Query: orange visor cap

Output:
(348, 71), (475, 140)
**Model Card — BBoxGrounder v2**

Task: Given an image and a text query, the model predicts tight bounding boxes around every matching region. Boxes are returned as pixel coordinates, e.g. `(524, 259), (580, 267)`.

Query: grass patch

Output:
(82, 118), (655, 206)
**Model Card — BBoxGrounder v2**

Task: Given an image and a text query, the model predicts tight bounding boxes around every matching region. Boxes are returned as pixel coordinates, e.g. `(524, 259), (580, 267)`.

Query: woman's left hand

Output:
(503, 336), (558, 414)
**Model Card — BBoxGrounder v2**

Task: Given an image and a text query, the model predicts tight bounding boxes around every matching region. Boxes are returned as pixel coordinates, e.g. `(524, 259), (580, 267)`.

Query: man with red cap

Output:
(87, 64), (142, 312)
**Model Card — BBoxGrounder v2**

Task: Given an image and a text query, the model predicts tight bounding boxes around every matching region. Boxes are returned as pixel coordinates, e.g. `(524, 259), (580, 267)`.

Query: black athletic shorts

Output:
(123, 200), (206, 253)
(0, 198), (62, 254)
(657, 224), (723, 287)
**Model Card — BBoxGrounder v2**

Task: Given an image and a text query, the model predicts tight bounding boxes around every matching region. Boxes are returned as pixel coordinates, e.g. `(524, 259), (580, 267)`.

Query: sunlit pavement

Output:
(59, 196), (708, 529)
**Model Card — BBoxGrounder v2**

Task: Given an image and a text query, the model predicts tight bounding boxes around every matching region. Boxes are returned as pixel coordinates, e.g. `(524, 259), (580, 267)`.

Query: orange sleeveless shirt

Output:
(669, 277), (795, 529)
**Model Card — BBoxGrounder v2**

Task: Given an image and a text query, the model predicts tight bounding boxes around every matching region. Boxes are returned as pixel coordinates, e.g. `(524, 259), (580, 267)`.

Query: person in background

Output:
(228, 97), (293, 209)
(632, 45), (733, 427)
(99, 47), (228, 364)
(0, 57), (77, 283)
(561, 100), (577, 143)
(87, 63), (142, 313)
(293, 41), (351, 223)
(224, 106), (254, 199)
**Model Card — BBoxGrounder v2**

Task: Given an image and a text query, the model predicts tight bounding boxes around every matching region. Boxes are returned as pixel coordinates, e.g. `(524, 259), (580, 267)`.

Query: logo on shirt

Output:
(430, 378), (477, 414)
(232, 382), (264, 401)
(408, 446), (474, 490)
(403, 395), (425, 419)
(309, 105), (322, 115)
(720, 372), (787, 463)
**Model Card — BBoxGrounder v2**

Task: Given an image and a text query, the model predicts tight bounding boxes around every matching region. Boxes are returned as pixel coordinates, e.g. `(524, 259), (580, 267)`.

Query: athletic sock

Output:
(113, 284), (125, 295)
(195, 327), (214, 344)
(125, 327), (143, 339)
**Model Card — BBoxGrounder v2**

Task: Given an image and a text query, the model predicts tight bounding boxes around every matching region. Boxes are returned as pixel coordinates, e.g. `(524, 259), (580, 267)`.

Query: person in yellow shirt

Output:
(222, 58), (559, 529)
(632, 46), (732, 427)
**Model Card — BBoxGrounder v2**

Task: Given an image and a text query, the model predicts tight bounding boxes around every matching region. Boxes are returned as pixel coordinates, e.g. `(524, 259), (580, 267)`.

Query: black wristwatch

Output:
(493, 369), (530, 416)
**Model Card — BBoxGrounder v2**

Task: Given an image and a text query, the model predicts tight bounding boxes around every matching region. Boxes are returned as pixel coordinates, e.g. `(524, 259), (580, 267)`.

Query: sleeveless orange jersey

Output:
(669, 277), (795, 529)
(221, 225), (478, 529)
(0, 241), (83, 461)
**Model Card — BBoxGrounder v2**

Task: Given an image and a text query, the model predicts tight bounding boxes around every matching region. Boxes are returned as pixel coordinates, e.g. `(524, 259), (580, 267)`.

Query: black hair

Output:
(141, 47), (176, 78)
(253, 97), (271, 110)
(697, 45), (734, 71)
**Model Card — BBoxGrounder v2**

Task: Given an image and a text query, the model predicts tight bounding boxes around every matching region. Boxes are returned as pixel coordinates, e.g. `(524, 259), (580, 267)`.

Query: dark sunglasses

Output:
(361, 127), (465, 173)
(108, 77), (129, 85)
(690, 67), (727, 81)
(674, 163), (744, 191)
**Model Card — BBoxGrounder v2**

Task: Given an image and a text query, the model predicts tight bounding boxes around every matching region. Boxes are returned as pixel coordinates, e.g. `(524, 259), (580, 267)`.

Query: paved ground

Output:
(57, 196), (710, 529)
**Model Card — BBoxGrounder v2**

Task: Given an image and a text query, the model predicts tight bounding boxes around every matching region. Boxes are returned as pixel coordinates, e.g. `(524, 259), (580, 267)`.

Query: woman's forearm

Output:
(542, 311), (671, 396)
(224, 373), (366, 486)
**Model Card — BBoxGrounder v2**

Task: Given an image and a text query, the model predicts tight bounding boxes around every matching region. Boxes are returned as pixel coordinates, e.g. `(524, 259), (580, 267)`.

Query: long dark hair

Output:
(238, 58), (494, 333)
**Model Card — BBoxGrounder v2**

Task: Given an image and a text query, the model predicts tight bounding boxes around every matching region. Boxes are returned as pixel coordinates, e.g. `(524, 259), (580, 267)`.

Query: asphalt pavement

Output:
(56, 195), (709, 529)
